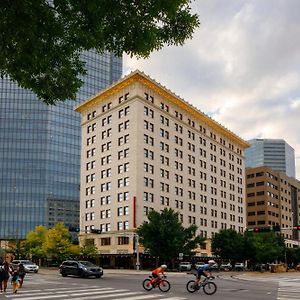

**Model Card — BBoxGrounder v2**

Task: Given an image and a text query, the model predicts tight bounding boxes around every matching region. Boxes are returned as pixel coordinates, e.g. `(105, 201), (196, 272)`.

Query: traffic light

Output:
(272, 225), (281, 232)
(247, 225), (281, 233)
(90, 229), (102, 234)
(254, 226), (271, 232)
(68, 227), (80, 232)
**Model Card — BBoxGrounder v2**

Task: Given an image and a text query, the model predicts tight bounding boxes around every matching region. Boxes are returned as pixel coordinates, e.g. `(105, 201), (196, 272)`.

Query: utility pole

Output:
(135, 234), (140, 271)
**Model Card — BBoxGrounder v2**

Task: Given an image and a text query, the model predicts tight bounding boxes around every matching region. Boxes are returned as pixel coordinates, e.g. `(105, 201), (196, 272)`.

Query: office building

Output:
(75, 70), (249, 265)
(246, 166), (300, 247)
(245, 139), (296, 177)
(0, 50), (122, 240)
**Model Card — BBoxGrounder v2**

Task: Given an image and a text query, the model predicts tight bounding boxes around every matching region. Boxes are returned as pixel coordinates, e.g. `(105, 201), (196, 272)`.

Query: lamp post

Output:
(116, 232), (140, 270)
(135, 234), (140, 271)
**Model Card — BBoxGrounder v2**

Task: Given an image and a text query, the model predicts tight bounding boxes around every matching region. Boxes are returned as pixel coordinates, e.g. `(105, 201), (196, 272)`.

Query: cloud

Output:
(123, 0), (300, 179)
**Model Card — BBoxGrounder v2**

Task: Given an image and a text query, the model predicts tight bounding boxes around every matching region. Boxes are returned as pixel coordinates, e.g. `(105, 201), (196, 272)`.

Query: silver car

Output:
(10, 260), (39, 273)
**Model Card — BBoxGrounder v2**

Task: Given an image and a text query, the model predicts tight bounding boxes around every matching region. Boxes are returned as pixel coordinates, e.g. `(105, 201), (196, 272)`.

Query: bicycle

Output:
(142, 275), (171, 292)
(186, 274), (217, 295)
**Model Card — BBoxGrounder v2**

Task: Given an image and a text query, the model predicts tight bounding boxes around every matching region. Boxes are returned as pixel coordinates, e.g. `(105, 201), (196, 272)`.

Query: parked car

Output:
(219, 262), (232, 271)
(59, 260), (103, 278)
(253, 263), (268, 272)
(178, 261), (192, 272)
(211, 263), (219, 271)
(234, 262), (245, 271)
(10, 260), (39, 273)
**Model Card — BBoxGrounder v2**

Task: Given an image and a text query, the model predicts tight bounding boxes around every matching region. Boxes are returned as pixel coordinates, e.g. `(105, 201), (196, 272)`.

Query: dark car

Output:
(59, 260), (103, 278)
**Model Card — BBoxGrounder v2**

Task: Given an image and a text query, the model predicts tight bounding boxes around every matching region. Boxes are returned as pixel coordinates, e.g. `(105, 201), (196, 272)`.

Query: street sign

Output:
(179, 252), (183, 260)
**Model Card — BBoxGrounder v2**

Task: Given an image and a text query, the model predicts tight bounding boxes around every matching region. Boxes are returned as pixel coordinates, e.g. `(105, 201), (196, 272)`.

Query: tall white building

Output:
(75, 71), (249, 262)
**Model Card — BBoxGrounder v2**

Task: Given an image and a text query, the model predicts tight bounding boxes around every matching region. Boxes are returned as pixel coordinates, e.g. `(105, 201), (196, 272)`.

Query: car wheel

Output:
(96, 275), (102, 278)
(61, 271), (67, 277)
(34, 270), (38, 273)
(79, 271), (86, 278)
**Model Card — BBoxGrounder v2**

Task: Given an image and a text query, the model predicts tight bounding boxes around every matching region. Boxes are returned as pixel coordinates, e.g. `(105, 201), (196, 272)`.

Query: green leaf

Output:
(0, 0), (199, 104)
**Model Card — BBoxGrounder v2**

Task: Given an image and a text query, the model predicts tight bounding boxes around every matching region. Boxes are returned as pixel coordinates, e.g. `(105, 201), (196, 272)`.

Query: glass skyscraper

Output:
(0, 50), (122, 239)
(245, 138), (296, 178)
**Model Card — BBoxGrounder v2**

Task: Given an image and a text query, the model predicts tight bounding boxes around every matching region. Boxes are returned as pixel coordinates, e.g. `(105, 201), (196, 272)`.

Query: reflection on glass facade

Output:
(245, 139), (296, 178)
(0, 50), (122, 239)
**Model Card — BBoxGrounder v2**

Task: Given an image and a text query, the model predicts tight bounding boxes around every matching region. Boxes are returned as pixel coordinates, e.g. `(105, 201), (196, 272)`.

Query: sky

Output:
(123, 0), (300, 180)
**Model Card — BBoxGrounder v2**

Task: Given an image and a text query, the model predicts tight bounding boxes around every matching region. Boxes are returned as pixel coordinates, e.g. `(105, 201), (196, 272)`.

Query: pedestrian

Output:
(0, 262), (5, 292)
(1, 262), (10, 293)
(11, 270), (19, 293)
(17, 263), (26, 288)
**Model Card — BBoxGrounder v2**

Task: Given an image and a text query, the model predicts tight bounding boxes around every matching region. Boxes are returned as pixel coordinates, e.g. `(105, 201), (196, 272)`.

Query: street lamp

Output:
(135, 234), (140, 271)
(116, 232), (140, 270)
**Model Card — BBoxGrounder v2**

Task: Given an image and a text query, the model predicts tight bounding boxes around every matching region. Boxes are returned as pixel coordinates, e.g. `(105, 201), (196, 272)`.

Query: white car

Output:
(11, 260), (39, 273)
(219, 262), (232, 271)
(234, 262), (245, 271)
(179, 262), (192, 271)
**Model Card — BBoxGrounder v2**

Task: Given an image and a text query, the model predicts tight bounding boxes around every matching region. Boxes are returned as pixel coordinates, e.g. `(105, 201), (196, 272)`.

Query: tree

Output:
(0, 1), (199, 105)
(23, 225), (47, 260)
(42, 223), (72, 262)
(211, 229), (245, 262)
(137, 208), (204, 263)
(80, 239), (98, 259)
(247, 232), (285, 263)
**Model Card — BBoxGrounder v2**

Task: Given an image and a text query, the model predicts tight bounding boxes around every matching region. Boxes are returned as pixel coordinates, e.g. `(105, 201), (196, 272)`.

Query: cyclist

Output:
(194, 260), (215, 288)
(151, 264), (167, 286)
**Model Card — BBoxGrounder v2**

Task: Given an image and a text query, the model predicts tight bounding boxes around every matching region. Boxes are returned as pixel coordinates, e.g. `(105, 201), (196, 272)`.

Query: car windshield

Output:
(78, 261), (96, 267)
(20, 261), (34, 265)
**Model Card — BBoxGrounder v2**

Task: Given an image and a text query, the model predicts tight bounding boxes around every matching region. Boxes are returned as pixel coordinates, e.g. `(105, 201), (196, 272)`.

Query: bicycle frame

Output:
(143, 275), (171, 292)
(186, 274), (217, 295)
(150, 275), (165, 287)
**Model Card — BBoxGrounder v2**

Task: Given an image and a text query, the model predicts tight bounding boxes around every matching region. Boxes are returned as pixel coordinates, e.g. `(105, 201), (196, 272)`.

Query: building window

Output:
(101, 238), (111, 246)
(118, 236), (129, 245)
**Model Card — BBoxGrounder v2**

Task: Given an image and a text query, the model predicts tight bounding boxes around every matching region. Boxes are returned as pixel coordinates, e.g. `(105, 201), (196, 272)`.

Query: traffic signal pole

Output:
(246, 225), (300, 232)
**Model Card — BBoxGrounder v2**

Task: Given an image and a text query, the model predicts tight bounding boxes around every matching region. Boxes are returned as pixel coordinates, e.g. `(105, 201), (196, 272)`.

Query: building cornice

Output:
(75, 70), (249, 149)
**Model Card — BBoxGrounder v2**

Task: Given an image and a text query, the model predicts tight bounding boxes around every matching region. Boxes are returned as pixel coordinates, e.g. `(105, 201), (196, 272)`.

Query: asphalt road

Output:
(1, 269), (300, 300)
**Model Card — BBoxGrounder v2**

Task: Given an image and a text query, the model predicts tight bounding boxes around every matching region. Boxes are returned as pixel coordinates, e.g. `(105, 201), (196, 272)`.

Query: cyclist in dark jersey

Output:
(194, 260), (215, 287)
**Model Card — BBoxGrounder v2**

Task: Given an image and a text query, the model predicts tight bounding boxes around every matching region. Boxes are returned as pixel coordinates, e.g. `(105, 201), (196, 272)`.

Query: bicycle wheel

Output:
(158, 279), (170, 292)
(142, 278), (153, 291)
(186, 280), (197, 293)
(203, 281), (217, 295)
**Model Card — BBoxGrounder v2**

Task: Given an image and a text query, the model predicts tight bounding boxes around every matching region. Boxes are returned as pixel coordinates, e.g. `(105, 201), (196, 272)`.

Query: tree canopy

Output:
(42, 223), (73, 261)
(136, 208), (204, 262)
(211, 229), (245, 262)
(212, 229), (286, 265)
(23, 225), (47, 260)
(0, 1), (199, 105)
(245, 231), (285, 263)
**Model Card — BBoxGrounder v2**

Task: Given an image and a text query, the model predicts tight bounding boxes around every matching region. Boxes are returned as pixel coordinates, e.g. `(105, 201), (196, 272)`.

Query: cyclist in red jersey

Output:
(151, 264), (167, 286)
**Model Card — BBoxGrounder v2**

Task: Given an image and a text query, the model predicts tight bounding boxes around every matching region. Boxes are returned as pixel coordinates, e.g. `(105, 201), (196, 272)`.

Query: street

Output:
(1, 269), (300, 300)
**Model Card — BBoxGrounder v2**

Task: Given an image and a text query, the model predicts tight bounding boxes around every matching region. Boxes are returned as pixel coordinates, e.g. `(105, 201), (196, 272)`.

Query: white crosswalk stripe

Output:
(2, 286), (186, 300)
(231, 274), (300, 300)
(277, 280), (300, 300)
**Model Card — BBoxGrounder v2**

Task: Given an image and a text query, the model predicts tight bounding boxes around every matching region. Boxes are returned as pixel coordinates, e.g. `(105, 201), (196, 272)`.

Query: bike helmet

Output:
(161, 264), (167, 269)
(208, 260), (216, 264)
